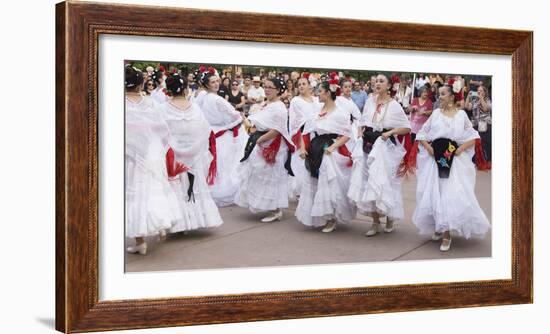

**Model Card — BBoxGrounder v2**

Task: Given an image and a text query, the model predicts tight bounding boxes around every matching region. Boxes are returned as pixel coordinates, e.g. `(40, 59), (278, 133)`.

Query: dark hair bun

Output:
(165, 73), (188, 96)
(125, 65), (143, 88)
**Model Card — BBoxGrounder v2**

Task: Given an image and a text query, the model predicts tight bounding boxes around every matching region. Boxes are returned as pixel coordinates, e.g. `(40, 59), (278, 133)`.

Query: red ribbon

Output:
(291, 130), (302, 149)
(397, 133), (414, 177)
(337, 145), (353, 167)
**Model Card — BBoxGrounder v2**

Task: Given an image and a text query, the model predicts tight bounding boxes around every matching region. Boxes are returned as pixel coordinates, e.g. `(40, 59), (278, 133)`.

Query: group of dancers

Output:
(125, 64), (491, 255)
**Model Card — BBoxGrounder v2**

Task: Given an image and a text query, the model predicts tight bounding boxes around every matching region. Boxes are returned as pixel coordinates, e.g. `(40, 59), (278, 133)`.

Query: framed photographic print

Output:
(56, 1), (532, 332)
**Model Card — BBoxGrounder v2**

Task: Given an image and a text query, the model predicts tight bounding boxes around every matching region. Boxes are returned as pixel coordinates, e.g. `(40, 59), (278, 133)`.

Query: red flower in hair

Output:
(454, 91), (464, 101)
(447, 78), (455, 86)
(159, 65), (165, 73)
(328, 78), (339, 85)
(302, 72), (310, 79)
(329, 72), (338, 79)
(207, 67), (216, 75)
(199, 65), (206, 73)
(172, 68), (178, 74)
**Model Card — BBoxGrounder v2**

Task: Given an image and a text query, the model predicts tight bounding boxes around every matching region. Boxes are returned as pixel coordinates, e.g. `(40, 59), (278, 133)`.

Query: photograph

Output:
(124, 61), (493, 272)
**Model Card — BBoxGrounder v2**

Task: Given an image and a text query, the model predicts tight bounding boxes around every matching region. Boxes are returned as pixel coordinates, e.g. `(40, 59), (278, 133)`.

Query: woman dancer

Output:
(348, 73), (411, 237)
(125, 65), (183, 255)
(295, 76), (356, 232)
(160, 73), (224, 233)
(200, 66), (248, 206)
(412, 84), (490, 251)
(288, 73), (321, 198)
(235, 78), (295, 222)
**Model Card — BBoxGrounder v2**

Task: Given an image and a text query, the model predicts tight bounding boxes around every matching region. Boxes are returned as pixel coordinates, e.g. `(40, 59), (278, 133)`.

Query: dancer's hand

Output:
(381, 130), (393, 141)
(299, 148), (308, 159)
(426, 146), (435, 156)
(455, 146), (464, 156)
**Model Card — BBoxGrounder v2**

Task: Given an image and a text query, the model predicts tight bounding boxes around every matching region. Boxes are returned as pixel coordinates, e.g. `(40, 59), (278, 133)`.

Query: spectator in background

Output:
(465, 85), (492, 162)
(469, 75), (484, 92)
(407, 86), (433, 141)
(187, 73), (198, 93)
(242, 76), (252, 96)
(247, 76), (266, 114)
(431, 81), (443, 109)
(415, 74), (428, 97)
(351, 80), (368, 112)
(218, 77), (230, 99)
(142, 79), (157, 96)
(228, 80), (246, 112)
(395, 75), (413, 109)
(284, 79), (297, 99)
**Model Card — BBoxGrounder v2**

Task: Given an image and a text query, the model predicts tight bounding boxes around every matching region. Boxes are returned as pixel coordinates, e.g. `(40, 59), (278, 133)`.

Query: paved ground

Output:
(125, 171), (492, 272)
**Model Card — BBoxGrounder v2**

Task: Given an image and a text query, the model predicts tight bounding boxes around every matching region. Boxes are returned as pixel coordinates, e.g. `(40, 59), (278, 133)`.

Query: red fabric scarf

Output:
(261, 134), (295, 165)
(206, 125), (240, 185)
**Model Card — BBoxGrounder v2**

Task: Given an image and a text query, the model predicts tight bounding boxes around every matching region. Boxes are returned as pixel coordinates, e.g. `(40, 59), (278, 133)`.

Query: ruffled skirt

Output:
(234, 140), (290, 213)
(288, 150), (307, 200)
(169, 151), (224, 233)
(125, 152), (180, 238)
(412, 147), (491, 239)
(295, 151), (356, 227)
(209, 127), (248, 207)
(348, 138), (406, 220)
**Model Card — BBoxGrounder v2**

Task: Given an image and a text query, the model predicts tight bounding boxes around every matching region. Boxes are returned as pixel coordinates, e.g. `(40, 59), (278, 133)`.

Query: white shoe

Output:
(261, 209), (283, 223)
(157, 229), (167, 242)
(127, 242), (147, 255)
(384, 220), (395, 233)
(365, 223), (380, 237)
(432, 232), (443, 241)
(322, 220), (337, 233)
(440, 238), (452, 252)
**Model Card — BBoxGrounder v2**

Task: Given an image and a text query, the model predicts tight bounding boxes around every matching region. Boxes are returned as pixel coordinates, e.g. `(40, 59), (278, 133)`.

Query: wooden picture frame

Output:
(56, 1), (533, 332)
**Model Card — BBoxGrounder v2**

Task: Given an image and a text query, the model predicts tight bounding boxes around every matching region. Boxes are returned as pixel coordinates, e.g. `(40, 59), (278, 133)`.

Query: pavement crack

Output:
(391, 240), (432, 261)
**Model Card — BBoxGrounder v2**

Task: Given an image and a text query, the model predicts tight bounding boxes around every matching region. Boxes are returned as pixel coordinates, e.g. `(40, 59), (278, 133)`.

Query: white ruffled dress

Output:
(288, 95), (321, 199)
(200, 92), (249, 206)
(125, 96), (181, 238)
(161, 101), (224, 232)
(347, 99), (411, 220)
(412, 109), (491, 238)
(295, 106), (356, 227)
(234, 101), (294, 213)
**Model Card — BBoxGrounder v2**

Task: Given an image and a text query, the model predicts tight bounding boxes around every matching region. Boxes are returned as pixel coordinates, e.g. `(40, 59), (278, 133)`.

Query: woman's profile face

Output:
(207, 76), (220, 92)
(318, 86), (330, 103)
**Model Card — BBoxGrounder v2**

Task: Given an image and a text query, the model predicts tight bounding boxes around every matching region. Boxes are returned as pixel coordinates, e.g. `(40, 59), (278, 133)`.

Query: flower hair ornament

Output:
(275, 76), (287, 95)
(327, 71), (342, 96)
(447, 79), (464, 101)
(198, 65), (220, 87)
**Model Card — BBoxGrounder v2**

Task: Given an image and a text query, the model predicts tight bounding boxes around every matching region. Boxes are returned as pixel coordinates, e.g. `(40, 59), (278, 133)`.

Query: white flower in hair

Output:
(452, 79), (463, 93)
